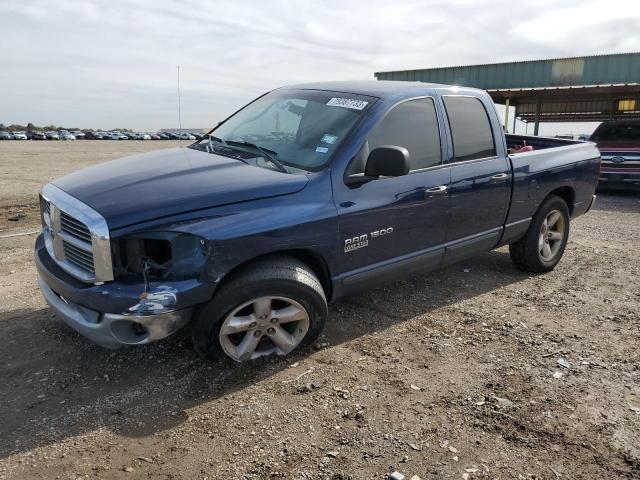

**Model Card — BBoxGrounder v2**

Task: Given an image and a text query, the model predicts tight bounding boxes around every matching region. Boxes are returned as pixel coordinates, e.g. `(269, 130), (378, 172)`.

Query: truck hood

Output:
(52, 147), (309, 230)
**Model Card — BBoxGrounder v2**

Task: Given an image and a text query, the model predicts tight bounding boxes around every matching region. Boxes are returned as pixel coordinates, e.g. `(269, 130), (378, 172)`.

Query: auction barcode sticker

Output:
(326, 97), (369, 110)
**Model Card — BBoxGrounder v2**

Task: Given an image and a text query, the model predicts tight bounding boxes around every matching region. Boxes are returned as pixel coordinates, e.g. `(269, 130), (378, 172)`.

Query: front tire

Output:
(191, 256), (328, 362)
(509, 195), (570, 273)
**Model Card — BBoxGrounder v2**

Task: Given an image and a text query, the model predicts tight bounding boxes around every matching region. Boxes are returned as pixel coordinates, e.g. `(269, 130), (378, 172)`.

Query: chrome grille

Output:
(600, 153), (640, 170)
(63, 241), (95, 274)
(40, 184), (113, 284)
(61, 211), (92, 243)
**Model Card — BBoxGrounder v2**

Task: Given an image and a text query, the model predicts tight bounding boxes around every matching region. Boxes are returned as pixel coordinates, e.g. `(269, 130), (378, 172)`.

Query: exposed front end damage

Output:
(38, 276), (192, 348)
(34, 181), (216, 348)
(35, 229), (216, 348)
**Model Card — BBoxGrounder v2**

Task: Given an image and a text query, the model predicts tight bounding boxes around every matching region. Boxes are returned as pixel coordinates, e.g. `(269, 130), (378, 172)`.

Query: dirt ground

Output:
(0, 141), (639, 480)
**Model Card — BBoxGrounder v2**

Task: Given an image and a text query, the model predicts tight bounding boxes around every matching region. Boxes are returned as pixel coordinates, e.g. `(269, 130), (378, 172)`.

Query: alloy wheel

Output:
(218, 296), (310, 362)
(538, 209), (565, 262)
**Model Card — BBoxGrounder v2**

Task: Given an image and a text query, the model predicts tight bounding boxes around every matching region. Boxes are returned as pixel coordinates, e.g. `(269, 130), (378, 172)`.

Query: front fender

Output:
(110, 172), (339, 287)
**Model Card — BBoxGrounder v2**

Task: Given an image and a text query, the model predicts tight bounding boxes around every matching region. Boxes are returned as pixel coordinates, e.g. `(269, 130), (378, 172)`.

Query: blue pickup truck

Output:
(36, 81), (600, 362)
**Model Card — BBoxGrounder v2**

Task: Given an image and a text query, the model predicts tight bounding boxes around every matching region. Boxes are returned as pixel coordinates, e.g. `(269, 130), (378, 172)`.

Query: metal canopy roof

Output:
(375, 53), (640, 124)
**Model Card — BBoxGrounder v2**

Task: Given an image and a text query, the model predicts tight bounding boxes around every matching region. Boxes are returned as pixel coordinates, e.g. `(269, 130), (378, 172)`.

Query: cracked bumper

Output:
(34, 233), (216, 348)
(38, 276), (192, 348)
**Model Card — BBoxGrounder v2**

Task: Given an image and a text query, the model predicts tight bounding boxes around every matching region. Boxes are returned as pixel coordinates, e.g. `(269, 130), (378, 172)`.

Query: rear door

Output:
(440, 95), (511, 263)
(333, 97), (450, 281)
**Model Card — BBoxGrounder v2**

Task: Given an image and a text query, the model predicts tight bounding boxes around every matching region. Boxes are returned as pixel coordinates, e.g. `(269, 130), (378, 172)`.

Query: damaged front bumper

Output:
(35, 234), (216, 348)
(38, 276), (192, 348)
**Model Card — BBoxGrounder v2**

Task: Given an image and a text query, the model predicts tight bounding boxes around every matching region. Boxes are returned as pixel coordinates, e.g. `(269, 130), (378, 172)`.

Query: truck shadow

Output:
(0, 248), (529, 458)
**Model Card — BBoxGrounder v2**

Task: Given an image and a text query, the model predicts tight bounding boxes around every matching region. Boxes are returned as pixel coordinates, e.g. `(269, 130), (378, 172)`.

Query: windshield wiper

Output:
(225, 140), (289, 173)
(207, 134), (227, 152)
(204, 135), (251, 166)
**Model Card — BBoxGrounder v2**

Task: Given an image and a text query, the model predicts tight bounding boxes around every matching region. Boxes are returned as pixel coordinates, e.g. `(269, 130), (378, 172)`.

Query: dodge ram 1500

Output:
(36, 81), (600, 362)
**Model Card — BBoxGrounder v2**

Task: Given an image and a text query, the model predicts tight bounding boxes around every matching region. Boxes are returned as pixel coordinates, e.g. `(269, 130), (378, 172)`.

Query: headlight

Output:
(113, 232), (208, 280)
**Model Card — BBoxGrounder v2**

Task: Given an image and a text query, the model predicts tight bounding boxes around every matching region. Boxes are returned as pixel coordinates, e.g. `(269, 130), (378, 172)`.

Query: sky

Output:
(2, 0), (639, 135)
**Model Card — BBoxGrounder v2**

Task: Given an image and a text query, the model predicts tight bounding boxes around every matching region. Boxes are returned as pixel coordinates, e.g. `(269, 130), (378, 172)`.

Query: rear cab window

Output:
(443, 96), (496, 162)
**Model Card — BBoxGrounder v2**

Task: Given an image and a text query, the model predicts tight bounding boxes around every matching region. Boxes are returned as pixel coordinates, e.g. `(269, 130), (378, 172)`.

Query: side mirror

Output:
(364, 146), (411, 178)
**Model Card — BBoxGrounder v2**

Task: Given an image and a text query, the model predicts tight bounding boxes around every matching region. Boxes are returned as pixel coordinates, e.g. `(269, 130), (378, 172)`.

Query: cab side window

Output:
(367, 98), (442, 171)
(443, 96), (496, 161)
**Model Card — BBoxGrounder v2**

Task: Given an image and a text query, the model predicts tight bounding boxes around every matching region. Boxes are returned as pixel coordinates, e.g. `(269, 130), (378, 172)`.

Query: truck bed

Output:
(503, 133), (601, 232)
(505, 133), (586, 152)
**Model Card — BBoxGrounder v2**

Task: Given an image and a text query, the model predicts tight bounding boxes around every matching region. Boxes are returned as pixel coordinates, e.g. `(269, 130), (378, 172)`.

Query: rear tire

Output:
(191, 255), (327, 362)
(509, 195), (570, 273)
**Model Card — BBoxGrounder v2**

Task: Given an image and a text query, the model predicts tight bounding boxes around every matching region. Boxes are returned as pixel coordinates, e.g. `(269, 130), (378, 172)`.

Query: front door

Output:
(332, 97), (451, 286)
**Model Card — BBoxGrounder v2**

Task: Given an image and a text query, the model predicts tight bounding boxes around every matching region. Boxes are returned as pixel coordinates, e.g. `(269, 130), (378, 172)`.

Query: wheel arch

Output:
(509, 189), (571, 273)
(544, 186), (575, 216)
(215, 249), (333, 300)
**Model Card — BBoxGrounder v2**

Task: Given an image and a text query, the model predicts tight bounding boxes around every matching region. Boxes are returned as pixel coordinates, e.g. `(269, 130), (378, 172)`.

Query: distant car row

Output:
(0, 130), (204, 141)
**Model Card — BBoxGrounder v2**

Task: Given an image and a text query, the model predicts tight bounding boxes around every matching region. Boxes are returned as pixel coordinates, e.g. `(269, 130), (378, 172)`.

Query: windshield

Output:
(195, 89), (376, 172)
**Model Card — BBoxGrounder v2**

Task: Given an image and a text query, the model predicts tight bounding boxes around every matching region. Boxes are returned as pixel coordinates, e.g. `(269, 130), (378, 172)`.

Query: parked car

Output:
(0, 131), (13, 140)
(12, 131), (28, 140)
(27, 131), (47, 140)
(128, 132), (151, 140)
(58, 131), (76, 141)
(84, 131), (103, 140)
(150, 133), (161, 140)
(591, 119), (640, 189)
(44, 131), (59, 140)
(191, 132), (205, 141)
(157, 132), (171, 140)
(164, 132), (180, 140)
(71, 130), (85, 139)
(104, 131), (125, 140)
(178, 132), (196, 140)
(35, 81), (600, 362)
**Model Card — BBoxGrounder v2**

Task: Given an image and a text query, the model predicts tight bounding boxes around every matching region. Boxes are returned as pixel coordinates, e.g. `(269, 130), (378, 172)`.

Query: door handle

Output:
(490, 173), (509, 184)
(425, 185), (448, 197)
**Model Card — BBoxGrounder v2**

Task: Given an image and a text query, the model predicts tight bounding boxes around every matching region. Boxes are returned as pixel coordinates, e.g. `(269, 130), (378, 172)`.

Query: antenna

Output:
(177, 65), (183, 143)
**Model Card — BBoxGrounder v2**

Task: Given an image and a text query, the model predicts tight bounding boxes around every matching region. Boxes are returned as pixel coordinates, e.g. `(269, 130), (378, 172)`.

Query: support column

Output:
(533, 97), (541, 136)
(512, 106), (517, 134)
(504, 98), (510, 133)
(611, 100), (617, 120)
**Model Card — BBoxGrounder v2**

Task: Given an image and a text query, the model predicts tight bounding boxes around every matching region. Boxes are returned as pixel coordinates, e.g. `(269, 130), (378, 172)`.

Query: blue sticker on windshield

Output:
(315, 146), (329, 154)
(321, 134), (338, 144)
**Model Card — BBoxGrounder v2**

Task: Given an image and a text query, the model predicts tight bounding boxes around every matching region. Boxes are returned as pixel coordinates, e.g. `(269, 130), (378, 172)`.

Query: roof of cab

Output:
(282, 80), (482, 98)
